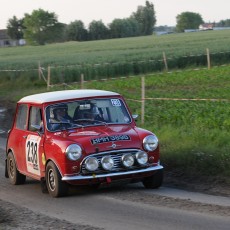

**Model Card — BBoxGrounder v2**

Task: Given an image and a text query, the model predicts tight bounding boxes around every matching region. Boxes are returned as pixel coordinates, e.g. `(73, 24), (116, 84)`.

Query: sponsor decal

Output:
(111, 99), (121, 106)
(91, 135), (130, 145)
(42, 153), (46, 166)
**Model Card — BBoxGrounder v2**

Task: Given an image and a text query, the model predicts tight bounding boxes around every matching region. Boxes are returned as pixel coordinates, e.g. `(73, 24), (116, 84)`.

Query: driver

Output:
(54, 107), (71, 122)
(49, 104), (72, 130)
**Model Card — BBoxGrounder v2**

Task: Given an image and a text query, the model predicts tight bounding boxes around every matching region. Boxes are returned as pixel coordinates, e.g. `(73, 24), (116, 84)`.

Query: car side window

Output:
(16, 104), (28, 130)
(29, 107), (43, 132)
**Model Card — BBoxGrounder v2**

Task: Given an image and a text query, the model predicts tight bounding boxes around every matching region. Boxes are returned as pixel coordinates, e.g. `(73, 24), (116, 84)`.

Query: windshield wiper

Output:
(74, 119), (107, 127)
(49, 121), (84, 131)
(94, 119), (108, 126)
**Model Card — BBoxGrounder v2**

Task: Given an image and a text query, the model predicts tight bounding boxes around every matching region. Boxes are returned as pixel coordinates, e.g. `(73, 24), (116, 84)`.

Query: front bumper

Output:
(62, 165), (163, 181)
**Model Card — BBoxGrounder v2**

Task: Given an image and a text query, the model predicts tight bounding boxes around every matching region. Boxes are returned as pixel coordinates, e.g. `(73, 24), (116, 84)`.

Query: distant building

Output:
(0, 29), (16, 47)
(184, 29), (199, 33)
(213, 27), (230, 31)
(0, 29), (26, 47)
(199, 23), (214, 31)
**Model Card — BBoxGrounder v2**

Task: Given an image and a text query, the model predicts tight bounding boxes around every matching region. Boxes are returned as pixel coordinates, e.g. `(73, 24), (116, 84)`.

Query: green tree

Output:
(176, 12), (204, 32)
(217, 19), (230, 27)
(66, 20), (88, 41)
(109, 19), (123, 38)
(124, 18), (141, 37)
(23, 9), (61, 45)
(7, 16), (24, 40)
(109, 18), (140, 38)
(88, 20), (109, 40)
(132, 1), (156, 35)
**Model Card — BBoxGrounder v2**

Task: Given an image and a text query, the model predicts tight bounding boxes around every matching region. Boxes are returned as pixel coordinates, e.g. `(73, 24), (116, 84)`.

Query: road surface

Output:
(0, 137), (230, 230)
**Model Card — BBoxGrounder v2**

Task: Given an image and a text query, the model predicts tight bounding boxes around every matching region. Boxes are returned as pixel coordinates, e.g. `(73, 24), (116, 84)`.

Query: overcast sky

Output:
(0, 0), (229, 29)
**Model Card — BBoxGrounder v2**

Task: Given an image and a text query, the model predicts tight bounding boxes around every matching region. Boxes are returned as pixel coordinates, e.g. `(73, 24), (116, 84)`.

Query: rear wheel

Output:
(142, 169), (163, 189)
(7, 152), (26, 185)
(46, 161), (69, 197)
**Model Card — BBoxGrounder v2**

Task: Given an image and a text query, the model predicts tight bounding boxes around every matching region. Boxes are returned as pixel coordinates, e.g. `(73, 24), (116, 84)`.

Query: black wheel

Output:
(142, 169), (163, 189)
(7, 152), (26, 185)
(46, 161), (69, 197)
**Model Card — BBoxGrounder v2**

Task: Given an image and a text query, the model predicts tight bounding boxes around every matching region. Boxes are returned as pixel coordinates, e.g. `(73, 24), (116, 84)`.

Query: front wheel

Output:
(142, 169), (163, 189)
(46, 161), (69, 197)
(7, 152), (26, 185)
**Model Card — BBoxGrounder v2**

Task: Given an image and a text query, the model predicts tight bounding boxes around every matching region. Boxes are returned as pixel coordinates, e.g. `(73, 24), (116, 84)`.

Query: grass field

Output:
(1, 30), (230, 180)
(1, 30), (230, 82)
(85, 66), (230, 178)
(1, 65), (230, 179)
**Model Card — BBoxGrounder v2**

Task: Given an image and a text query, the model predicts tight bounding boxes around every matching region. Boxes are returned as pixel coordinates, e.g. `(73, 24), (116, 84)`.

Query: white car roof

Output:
(19, 90), (120, 104)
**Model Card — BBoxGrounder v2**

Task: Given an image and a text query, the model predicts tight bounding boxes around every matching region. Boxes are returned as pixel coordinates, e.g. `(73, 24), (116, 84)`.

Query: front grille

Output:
(81, 149), (149, 175)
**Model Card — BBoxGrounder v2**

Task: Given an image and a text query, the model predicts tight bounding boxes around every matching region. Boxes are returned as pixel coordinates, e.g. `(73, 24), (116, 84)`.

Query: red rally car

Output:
(5, 89), (163, 197)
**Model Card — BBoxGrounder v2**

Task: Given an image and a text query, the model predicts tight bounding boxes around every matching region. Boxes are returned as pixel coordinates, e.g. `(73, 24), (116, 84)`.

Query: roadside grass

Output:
(84, 66), (230, 179)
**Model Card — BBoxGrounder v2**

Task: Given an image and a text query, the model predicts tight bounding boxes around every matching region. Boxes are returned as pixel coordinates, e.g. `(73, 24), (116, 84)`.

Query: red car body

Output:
(5, 90), (163, 197)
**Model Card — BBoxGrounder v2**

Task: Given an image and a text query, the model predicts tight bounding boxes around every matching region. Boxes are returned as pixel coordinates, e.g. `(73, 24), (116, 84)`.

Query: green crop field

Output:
(1, 29), (230, 83)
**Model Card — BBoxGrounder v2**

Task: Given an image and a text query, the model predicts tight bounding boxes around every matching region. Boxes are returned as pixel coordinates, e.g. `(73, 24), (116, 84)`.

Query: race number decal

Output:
(26, 135), (41, 176)
(111, 99), (121, 106)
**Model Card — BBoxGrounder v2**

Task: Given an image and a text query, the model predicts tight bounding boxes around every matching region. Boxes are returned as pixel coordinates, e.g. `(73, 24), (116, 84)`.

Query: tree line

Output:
(6, 1), (230, 46)
(7, 1), (155, 45)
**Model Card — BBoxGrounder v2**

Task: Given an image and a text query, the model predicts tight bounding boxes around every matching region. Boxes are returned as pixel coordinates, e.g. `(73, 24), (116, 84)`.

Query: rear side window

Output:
(16, 104), (28, 130)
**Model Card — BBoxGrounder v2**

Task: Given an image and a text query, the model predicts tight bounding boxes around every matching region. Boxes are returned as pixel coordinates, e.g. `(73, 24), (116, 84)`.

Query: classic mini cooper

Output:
(5, 90), (163, 197)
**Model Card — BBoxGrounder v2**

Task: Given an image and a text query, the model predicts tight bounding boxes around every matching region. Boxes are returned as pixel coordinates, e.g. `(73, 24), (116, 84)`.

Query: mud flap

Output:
(40, 178), (48, 193)
(5, 158), (9, 178)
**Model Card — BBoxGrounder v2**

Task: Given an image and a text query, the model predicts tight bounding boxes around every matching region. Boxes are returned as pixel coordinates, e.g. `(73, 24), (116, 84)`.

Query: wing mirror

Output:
(132, 114), (139, 121)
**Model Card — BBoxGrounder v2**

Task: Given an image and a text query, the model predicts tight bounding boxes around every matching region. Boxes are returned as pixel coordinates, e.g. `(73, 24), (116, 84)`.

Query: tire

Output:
(7, 152), (26, 185)
(142, 169), (163, 189)
(46, 161), (69, 197)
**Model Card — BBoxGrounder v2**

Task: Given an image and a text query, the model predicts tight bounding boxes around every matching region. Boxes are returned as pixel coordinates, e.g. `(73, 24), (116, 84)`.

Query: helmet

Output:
(81, 104), (100, 119)
(50, 104), (68, 119)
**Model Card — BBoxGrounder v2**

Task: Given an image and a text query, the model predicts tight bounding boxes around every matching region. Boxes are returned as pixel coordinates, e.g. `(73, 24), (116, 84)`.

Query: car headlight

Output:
(66, 144), (82, 161)
(101, 156), (114, 171)
(136, 151), (148, 165)
(85, 157), (99, 171)
(121, 153), (135, 168)
(143, 135), (158, 151)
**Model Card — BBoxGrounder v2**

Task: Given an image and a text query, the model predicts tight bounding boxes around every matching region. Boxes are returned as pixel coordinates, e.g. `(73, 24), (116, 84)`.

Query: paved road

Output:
(1, 137), (230, 230)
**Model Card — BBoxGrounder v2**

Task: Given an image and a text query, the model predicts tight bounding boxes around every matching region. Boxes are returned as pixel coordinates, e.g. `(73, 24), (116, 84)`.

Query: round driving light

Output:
(136, 151), (148, 165)
(122, 154), (134, 168)
(101, 156), (114, 171)
(85, 157), (99, 171)
(143, 135), (158, 151)
(66, 144), (82, 161)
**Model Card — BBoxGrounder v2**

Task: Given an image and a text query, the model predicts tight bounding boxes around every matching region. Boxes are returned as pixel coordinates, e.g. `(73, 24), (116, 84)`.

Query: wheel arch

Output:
(45, 158), (63, 178)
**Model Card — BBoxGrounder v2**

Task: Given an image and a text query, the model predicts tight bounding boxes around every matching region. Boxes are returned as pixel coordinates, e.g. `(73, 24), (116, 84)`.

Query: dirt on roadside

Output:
(0, 199), (103, 230)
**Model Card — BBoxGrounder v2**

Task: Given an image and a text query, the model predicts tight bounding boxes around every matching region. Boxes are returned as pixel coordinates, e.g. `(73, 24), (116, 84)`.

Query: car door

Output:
(25, 105), (45, 179)
(9, 103), (29, 173)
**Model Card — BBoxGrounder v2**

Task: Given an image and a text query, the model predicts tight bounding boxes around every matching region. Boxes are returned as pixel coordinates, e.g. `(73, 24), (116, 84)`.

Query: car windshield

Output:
(45, 98), (132, 131)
